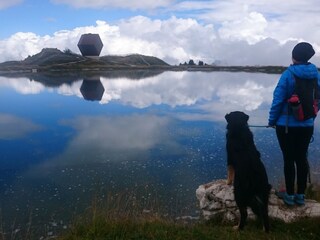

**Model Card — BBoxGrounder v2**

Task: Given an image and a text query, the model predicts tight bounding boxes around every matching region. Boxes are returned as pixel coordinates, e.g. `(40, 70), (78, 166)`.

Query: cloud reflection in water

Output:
(0, 113), (42, 140)
(62, 114), (174, 157)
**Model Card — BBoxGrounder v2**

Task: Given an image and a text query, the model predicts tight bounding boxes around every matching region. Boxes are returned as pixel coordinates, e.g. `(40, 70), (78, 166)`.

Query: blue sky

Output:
(0, 1), (144, 38)
(0, 0), (320, 66)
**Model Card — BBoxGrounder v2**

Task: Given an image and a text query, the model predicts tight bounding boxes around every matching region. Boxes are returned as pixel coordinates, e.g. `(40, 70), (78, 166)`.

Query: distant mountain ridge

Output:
(0, 48), (291, 74)
(0, 48), (170, 71)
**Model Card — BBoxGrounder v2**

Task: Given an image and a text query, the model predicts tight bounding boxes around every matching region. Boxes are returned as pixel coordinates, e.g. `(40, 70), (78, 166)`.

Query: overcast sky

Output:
(1, 0), (320, 66)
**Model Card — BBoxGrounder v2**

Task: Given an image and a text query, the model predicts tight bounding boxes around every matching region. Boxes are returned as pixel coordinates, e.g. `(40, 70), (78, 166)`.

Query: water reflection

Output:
(0, 114), (42, 140)
(1, 70), (276, 114)
(58, 115), (173, 162)
(80, 77), (105, 101)
(0, 70), (164, 87)
(0, 70), (319, 238)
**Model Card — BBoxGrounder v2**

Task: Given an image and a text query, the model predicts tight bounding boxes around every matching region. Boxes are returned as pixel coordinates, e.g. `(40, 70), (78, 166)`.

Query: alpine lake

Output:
(0, 70), (320, 237)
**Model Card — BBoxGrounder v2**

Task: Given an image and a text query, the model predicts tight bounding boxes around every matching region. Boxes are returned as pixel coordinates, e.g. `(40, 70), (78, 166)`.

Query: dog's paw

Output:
(226, 179), (233, 185)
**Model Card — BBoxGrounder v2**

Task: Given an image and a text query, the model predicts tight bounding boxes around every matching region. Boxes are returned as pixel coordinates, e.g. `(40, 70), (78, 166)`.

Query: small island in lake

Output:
(0, 47), (288, 74)
(0, 48), (171, 72)
(0, 33), (173, 73)
(0, 33), (289, 74)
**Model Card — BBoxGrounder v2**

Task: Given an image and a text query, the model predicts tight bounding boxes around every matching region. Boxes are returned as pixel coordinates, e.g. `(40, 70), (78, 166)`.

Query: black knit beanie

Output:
(292, 42), (315, 62)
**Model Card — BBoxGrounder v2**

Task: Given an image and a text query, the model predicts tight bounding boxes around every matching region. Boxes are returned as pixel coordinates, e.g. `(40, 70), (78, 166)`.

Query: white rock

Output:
(196, 179), (320, 223)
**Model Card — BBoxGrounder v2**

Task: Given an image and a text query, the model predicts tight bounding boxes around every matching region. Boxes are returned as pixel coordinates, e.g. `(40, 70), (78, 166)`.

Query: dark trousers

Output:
(276, 126), (313, 195)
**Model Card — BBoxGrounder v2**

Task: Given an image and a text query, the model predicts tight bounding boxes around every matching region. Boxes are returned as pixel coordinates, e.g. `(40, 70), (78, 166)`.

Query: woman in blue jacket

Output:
(268, 42), (320, 206)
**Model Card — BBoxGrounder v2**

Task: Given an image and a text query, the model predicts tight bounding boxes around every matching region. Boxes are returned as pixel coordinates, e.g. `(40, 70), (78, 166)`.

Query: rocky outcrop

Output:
(196, 179), (320, 223)
(0, 48), (171, 72)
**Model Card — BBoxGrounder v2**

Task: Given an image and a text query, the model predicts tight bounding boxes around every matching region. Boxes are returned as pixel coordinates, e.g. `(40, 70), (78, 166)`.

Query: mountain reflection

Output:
(0, 71), (280, 124)
(0, 71), (282, 126)
(0, 70), (165, 87)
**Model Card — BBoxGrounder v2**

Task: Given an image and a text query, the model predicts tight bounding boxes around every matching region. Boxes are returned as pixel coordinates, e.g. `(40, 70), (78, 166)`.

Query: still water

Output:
(0, 70), (319, 235)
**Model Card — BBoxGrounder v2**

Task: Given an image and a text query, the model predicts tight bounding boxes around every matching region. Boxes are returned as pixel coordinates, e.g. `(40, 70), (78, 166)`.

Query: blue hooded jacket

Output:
(268, 63), (320, 127)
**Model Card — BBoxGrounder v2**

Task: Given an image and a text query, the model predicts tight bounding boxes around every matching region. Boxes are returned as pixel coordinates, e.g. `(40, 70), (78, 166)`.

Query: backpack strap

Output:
(293, 74), (318, 99)
(292, 73), (298, 95)
(313, 78), (318, 100)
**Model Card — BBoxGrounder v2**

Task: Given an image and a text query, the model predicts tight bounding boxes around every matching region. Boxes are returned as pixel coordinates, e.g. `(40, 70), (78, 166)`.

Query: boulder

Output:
(196, 179), (320, 223)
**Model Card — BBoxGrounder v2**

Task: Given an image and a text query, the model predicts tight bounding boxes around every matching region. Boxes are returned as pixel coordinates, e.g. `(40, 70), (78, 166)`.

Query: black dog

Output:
(225, 111), (271, 232)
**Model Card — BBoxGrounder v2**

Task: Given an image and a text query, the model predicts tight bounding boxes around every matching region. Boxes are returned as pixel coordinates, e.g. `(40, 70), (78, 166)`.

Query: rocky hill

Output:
(100, 54), (169, 66)
(0, 48), (291, 74)
(23, 48), (85, 65)
(0, 48), (170, 72)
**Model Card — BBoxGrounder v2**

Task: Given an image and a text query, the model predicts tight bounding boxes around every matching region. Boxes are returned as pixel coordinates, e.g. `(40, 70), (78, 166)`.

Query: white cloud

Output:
(0, 0), (23, 9)
(1, 17), (314, 67)
(2, 1), (320, 66)
(0, 32), (51, 61)
(51, 0), (175, 10)
(218, 11), (267, 44)
(170, 0), (320, 57)
(0, 18), (210, 64)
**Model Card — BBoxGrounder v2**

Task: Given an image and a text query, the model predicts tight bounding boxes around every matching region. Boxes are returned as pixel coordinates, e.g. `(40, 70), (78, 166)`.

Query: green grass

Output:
(58, 214), (320, 240)
(3, 185), (320, 239)
(56, 187), (320, 240)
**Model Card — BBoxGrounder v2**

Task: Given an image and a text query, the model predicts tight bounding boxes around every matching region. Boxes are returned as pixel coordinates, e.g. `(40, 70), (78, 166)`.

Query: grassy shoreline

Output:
(57, 213), (320, 240)
(54, 187), (320, 240)
(1, 185), (320, 239)
(55, 184), (320, 240)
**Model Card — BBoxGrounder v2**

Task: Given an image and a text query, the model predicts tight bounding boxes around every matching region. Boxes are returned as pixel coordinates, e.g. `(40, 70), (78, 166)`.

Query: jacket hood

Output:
(288, 63), (319, 80)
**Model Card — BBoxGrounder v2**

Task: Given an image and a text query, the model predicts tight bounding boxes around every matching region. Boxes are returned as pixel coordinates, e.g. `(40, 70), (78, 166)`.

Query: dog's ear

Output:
(244, 112), (249, 122)
(225, 113), (230, 123)
(238, 112), (249, 124)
